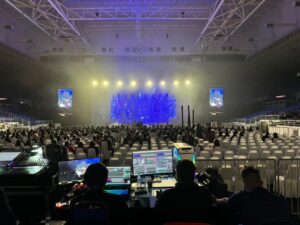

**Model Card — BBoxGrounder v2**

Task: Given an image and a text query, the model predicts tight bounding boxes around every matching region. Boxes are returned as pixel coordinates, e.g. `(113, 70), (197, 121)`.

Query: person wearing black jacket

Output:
(0, 189), (17, 225)
(155, 160), (213, 224)
(66, 163), (128, 225)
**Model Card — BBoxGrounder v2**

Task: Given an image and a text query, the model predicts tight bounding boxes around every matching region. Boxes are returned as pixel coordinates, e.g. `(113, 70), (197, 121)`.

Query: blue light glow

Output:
(111, 88), (176, 124)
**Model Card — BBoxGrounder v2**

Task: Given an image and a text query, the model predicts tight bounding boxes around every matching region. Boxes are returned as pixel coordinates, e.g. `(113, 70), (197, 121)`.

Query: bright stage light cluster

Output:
(90, 80), (191, 87)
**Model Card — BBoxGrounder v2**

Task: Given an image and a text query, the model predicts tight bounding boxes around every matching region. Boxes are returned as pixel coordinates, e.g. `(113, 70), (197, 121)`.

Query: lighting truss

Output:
(4, 0), (90, 49)
(194, 0), (267, 46)
(66, 7), (210, 21)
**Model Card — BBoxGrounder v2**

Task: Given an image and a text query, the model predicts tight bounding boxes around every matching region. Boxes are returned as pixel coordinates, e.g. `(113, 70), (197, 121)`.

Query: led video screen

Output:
(111, 91), (176, 124)
(209, 88), (224, 108)
(58, 89), (73, 109)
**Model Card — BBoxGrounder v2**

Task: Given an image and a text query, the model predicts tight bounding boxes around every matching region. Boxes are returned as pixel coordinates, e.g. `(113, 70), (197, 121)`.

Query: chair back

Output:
(87, 148), (97, 158)
(73, 201), (110, 225)
(101, 141), (110, 160)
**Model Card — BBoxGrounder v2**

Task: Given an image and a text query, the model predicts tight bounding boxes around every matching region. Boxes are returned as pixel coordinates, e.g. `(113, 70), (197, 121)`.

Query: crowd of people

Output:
(0, 123), (254, 150)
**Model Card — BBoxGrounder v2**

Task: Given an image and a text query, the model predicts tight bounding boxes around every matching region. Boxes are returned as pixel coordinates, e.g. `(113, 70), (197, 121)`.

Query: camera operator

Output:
(196, 167), (228, 198)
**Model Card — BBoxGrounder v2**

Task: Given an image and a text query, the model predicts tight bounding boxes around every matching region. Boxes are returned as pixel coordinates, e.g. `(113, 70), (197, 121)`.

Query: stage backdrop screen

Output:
(111, 90), (176, 124)
(209, 88), (224, 108)
(58, 89), (73, 109)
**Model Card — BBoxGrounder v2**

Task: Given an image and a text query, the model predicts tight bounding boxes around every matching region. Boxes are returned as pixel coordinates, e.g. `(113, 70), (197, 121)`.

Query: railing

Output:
(270, 120), (300, 127)
(278, 158), (300, 216)
(223, 115), (281, 127)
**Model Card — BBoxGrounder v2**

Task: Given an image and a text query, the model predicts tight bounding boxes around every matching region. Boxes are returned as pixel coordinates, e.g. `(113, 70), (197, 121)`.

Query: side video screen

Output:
(209, 88), (224, 108)
(58, 89), (73, 109)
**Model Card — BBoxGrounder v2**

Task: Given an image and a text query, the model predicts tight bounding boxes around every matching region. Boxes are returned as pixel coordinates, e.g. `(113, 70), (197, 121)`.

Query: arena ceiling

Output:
(0, 0), (299, 60)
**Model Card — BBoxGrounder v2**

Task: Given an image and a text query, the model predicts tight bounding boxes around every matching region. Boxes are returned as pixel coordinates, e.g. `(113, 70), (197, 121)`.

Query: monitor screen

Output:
(0, 152), (21, 162)
(58, 157), (100, 184)
(58, 89), (73, 109)
(133, 150), (173, 176)
(106, 167), (131, 186)
(209, 88), (224, 108)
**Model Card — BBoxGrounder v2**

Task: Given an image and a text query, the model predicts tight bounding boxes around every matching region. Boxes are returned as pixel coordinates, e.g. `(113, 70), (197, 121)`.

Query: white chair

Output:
(281, 146), (289, 153)
(109, 157), (121, 166)
(113, 152), (123, 159)
(249, 150), (258, 159)
(76, 148), (86, 159)
(224, 151), (234, 158)
(260, 150), (271, 158)
(68, 152), (75, 160)
(199, 150), (210, 159)
(269, 145), (279, 154)
(124, 157), (132, 166)
(87, 148), (97, 158)
(119, 146), (127, 152)
(213, 151), (222, 159)
(209, 157), (221, 168)
(238, 147), (248, 156)
(220, 165), (234, 192)
(285, 150), (295, 158)
(273, 150), (283, 159)
(100, 141), (110, 161)
(194, 146), (201, 157)
(130, 147), (138, 152)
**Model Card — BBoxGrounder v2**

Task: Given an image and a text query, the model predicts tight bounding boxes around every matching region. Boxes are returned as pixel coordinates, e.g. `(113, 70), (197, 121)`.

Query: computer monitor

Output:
(58, 157), (101, 184)
(132, 150), (173, 176)
(106, 166), (131, 186)
(0, 152), (21, 164)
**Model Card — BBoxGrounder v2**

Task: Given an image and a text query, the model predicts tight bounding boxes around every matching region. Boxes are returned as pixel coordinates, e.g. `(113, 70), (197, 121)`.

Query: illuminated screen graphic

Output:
(58, 157), (100, 183)
(0, 152), (21, 162)
(111, 90), (176, 124)
(132, 150), (173, 176)
(58, 89), (73, 109)
(209, 88), (224, 108)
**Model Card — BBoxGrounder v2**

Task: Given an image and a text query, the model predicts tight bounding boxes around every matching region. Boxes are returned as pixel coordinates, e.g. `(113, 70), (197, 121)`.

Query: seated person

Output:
(219, 166), (290, 225)
(272, 132), (279, 142)
(66, 163), (128, 225)
(0, 188), (17, 225)
(155, 160), (213, 224)
(262, 132), (270, 142)
(45, 139), (68, 164)
(88, 141), (99, 155)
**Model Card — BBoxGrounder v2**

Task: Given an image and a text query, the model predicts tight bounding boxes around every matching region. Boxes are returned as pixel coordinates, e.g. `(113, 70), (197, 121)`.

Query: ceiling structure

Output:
(0, 0), (299, 60)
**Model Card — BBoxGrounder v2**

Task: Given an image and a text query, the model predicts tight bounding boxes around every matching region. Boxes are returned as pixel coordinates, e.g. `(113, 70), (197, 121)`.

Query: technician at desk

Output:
(155, 160), (213, 224)
(66, 163), (128, 225)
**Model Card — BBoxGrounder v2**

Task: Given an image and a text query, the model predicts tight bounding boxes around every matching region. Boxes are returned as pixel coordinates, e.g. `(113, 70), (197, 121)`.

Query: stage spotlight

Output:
(146, 80), (153, 87)
(185, 80), (190, 85)
(117, 80), (123, 87)
(131, 80), (137, 87)
(92, 80), (98, 87)
(174, 80), (179, 87)
(160, 80), (166, 87)
(103, 80), (109, 86)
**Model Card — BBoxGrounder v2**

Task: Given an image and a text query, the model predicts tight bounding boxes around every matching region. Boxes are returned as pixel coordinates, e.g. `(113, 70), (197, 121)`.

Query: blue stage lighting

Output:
(111, 89), (176, 124)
